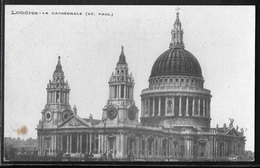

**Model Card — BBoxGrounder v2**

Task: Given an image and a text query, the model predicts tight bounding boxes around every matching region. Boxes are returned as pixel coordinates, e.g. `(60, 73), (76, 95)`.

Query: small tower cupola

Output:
(108, 46), (134, 100)
(117, 46), (128, 66)
(53, 56), (65, 81)
(170, 8), (185, 49)
(46, 56), (71, 107)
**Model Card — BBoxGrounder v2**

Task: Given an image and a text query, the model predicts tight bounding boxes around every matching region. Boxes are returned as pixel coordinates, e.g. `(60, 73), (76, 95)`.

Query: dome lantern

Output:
(170, 8), (185, 49)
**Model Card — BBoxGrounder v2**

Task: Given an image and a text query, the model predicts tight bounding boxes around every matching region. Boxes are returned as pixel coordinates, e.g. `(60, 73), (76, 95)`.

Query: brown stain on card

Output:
(16, 126), (28, 135)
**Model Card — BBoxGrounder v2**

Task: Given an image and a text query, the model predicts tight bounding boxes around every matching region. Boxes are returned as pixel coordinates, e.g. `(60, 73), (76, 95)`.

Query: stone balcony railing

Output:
(141, 86), (211, 94)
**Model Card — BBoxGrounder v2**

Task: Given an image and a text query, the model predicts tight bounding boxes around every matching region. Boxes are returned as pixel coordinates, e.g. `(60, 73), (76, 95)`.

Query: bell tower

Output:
(102, 46), (139, 125)
(39, 56), (74, 128)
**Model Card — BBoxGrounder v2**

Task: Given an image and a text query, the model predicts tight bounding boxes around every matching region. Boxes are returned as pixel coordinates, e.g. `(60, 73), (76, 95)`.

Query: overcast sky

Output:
(4, 5), (255, 151)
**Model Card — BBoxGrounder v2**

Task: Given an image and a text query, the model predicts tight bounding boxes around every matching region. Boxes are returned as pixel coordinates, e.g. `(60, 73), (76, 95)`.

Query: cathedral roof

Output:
(150, 48), (203, 78)
(150, 11), (203, 79)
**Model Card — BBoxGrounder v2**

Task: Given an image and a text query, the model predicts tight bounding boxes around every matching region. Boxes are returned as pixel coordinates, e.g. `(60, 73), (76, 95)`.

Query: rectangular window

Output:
(121, 85), (124, 98)
(181, 79), (184, 82)
(170, 79), (173, 82)
(176, 79), (179, 82)
(165, 79), (167, 82)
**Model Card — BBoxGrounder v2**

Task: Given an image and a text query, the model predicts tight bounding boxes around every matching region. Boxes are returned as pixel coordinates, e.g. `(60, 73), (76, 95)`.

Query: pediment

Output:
(226, 127), (240, 136)
(58, 115), (90, 128)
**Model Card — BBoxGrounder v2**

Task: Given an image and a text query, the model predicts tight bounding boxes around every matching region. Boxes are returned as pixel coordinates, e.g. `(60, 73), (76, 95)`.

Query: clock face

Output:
(63, 111), (70, 120)
(45, 111), (52, 121)
(107, 107), (118, 120)
(128, 107), (136, 120)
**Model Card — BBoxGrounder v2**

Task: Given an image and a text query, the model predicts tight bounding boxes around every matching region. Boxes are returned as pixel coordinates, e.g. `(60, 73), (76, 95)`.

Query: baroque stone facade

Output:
(36, 11), (245, 161)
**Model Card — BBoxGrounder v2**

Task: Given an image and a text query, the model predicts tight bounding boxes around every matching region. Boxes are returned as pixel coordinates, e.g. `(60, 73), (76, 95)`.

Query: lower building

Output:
(36, 11), (245, 161)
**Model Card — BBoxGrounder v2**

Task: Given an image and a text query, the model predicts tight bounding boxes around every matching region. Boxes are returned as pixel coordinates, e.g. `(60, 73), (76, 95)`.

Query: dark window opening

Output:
(121, 85), (124, 98)
(56, 91), (59, 102)
(64, 113), (68, 120)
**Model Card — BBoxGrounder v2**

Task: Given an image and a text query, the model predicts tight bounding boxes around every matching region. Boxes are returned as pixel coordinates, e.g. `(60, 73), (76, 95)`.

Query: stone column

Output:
(90, 134), (92, 153)
(98, 134), (101, 154)
(54, 135), (57, 153)
(61, 134), (63, 151)
(76, 134), (79, 153)
(116, 85), (119, 98)
(186, 97), (189, 116)
(145, 137), (148, 158)
(192, 97), (195, 116)
(172, 97), (175, 115)
(80, 134), (82, 153)
(124, 85), (126, 98)
(86, 134), (89, 153)
(144, 99), (147, 116)
(54, 91), (56, 103)
(109, 86), (111, 99)
(70, 134), (72, 153)
(208, 100), (211, 118)
(67, 134), (69, 153)
(68, 92), (70, 103)
(158, 97), (161, 116)
(198, 98), (201, 116)
(148, 98), (151, 116)
(165, 97), (168, 116)
(132, 87), (134, 100)
(152, 98), (155, 116)
(179, 96), (182, 116)
(113, 86), (115, 98)
(119, 85), (121, 98)
(136, 136), (139, 158)
(141, 99), (144, 117)
(52, 135), (54, 153)
(203, 99), (206, 117)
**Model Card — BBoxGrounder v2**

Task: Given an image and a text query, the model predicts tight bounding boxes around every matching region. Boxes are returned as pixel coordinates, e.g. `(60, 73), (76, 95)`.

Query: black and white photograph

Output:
(2, 4), (255, 164)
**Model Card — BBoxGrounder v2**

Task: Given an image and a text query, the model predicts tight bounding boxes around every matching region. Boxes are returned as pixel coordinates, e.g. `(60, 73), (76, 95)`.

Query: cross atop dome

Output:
(175, 6), (180, 15)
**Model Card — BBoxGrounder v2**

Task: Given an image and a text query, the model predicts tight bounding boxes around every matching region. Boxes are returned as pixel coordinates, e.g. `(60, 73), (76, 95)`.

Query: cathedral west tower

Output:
(102, 46), (139, 126)
(39, 56), (75, 129)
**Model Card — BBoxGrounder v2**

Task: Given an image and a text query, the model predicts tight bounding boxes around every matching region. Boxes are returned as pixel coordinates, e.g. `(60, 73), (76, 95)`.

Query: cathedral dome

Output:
(150, 48), (203, 78)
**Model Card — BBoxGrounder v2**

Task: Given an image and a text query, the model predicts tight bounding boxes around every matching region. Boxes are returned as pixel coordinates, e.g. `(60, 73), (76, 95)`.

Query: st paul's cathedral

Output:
(36, 11), (246, 161)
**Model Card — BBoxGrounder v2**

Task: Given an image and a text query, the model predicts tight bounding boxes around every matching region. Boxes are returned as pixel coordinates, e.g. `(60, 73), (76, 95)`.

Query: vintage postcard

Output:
(2, 5), (255, 164)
